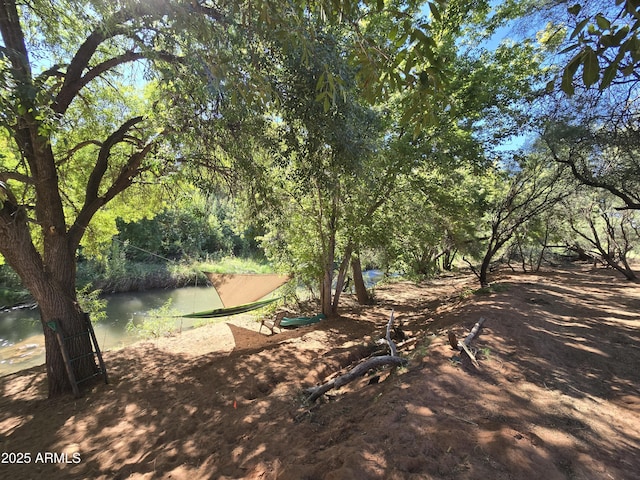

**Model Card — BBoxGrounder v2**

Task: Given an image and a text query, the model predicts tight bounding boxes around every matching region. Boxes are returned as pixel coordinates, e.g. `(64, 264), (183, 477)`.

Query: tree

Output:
(505, 207), (565, 273)
(246, 26), (384, 317)
(561, 189), (639, 281)
(0, 0), (222, 396)
(0, 0), (332, 396)
(373, 166), (484, 277)
(469, 155), (569, 287)
(542, 89), (640, 210)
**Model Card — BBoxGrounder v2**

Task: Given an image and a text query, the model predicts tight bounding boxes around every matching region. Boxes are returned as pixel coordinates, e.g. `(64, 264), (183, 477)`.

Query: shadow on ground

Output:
(1, 265), (638, 479)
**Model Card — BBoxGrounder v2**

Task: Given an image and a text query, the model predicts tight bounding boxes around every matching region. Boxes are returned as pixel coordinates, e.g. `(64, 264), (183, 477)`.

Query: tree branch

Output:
(0, 0), (31, 80)
(84, 116), (144, 203)
(52, 1), (225, 115)
(305, 310), (407, 402)
(56, 140), (103, 166)
(67, 116), (154, 249)
(0, 171), (33, 184)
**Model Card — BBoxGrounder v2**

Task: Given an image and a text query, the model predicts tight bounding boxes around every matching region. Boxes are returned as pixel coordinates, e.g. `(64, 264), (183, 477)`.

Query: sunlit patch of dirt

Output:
(1, 264), (639, 479)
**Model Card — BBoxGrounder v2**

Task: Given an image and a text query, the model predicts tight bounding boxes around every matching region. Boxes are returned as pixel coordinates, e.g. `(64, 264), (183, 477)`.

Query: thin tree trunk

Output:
(600, 251), (637, 281)
(332, 243), (353, 314)
(479, 250), (492, 288)
(321, 230), (336, 317)
(320, 187), (341, 317)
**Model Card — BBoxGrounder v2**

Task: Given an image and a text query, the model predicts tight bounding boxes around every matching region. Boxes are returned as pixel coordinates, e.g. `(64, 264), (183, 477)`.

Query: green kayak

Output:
(280, 313), (326, 328)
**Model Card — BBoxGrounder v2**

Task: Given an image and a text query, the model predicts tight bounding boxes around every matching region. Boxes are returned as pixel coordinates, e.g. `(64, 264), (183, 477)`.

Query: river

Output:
(0, 270), (385, 377)
(0, 286), (223, 377)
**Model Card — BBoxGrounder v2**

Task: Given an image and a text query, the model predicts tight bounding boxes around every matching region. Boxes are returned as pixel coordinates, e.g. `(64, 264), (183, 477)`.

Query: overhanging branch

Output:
(53, 1), (225, 115)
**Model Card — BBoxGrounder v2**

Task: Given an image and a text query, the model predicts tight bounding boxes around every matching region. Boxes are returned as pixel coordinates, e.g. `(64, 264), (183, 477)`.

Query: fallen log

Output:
(462, 317), (485, 346)
(396, 337), (418, 350)
(305, 355), (407, 402)
(386, 309), (398, 357)
(305, 310), (407, 403)
(457, 317), (486, 368)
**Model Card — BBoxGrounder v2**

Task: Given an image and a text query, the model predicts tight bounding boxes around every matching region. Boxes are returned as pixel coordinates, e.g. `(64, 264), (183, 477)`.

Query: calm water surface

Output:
(0, 286), (223, 376)
(0, 270), (386, 377)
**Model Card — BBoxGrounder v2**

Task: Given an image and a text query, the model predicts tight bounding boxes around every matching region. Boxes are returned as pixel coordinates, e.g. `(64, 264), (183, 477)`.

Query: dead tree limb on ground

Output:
(305, 310), (407, 403)
(453, 317), (486, 368)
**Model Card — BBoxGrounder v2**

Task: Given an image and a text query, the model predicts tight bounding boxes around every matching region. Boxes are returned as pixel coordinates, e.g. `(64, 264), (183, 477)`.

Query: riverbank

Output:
(0, 257), (282, 376)
(1, 264), (638, 479)
(0, 256), (276, 309)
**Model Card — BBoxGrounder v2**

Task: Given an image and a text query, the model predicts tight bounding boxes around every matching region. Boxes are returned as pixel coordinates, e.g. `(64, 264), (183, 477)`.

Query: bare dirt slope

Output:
(1, 265), (639, 479)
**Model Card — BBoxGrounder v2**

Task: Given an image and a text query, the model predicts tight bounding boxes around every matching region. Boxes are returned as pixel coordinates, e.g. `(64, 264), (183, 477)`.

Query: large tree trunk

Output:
(41, 290), (97, 397)
(351, 254), (371, 305)
(0, 202), (96, 397)
(40, 242), (97, 397)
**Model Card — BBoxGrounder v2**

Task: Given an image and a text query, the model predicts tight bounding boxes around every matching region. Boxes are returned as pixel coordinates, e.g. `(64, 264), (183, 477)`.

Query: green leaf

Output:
(582, 48), (599, 87)
(600, 63), (618, 90)
(600, 34), (616, 48)
(622, 64), (635, 75)
(595, 14), (611, 31)
(562, 53), (583, 95)
(570, 18), (590, 39)
(625, 0), (640, 18)
(389, 24), (398, 41)
(428, 2), (441, 22)
(545, 79), (556, 93)
(628, 35), (640, 61)
(613, 25), (631, 44)
(567, 4), (582, 15)
(559, 44), (580, 55)
(315, 71), (325, 91)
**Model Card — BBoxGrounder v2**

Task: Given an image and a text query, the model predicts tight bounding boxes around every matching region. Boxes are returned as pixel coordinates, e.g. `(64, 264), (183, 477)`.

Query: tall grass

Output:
(0, 256), (277, 309)
(76, 256), (277, 294)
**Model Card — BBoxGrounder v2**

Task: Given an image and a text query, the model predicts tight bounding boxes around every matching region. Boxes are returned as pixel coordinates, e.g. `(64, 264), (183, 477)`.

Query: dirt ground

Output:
(1, 264), (639, 480)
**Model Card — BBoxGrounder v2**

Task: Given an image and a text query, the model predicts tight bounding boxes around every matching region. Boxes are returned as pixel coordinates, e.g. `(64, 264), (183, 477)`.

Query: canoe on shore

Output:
(280, 313), (326, 328)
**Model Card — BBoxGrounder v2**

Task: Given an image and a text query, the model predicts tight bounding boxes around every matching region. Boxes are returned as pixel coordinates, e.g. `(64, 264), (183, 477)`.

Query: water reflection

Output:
(0, 286), (222, 377)
(0, 270), (386, 377)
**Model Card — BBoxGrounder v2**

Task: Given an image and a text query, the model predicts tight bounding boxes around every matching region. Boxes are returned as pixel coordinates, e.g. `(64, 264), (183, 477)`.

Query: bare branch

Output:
(84, 116), (144, 203)
(0, 171), (33, 184)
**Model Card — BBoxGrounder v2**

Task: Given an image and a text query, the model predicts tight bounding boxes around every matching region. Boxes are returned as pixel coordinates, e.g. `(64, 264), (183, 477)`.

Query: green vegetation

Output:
(193, 257), (275, 275)
(126, 300), (182, 339)
(1, 0), (640, 397)
(76, 285), (107, 324)
(472, 284), (511, 296)
(0, 266), (30, 306)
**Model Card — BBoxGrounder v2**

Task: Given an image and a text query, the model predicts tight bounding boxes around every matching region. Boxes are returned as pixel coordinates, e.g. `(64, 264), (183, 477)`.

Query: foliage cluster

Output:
(114, 193), (260, 263)
(126, 299), (182, 339)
